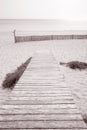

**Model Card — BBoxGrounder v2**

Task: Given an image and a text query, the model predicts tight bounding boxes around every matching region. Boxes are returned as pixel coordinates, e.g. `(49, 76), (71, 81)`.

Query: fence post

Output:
(13, 29), (16, 43)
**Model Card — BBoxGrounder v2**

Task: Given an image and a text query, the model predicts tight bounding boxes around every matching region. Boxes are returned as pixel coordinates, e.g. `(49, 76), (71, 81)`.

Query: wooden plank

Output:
(2, 96), (73, 100)
(15, 83), (66, 86)
(2, 99), (74, 105)
(9, 91), (71, 95)
(0, 93), (73, 97)
(0, 104), (77, 109)
(11, 89), (71, 93)
(0, 120), (86, 129)
(13, 87), (70, 90)
(0, 114), (83, 121)
(0, 108), (80, 114)
(2, 128), (87, 130)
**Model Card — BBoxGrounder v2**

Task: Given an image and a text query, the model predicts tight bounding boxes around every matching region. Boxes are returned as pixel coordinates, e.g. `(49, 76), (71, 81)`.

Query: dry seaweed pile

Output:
(83, 115), (87, 124)
(60, 61), (87, 70)
(2, 57), (32, 89)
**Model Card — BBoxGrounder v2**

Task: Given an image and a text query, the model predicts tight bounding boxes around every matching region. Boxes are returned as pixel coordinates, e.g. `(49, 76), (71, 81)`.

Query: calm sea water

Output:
(0, 19), (87, 32)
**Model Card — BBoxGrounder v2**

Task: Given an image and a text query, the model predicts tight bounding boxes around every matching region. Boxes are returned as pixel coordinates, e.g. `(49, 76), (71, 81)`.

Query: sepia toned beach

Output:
(0, 0), (87, 128)
(0, 20), (87, 128)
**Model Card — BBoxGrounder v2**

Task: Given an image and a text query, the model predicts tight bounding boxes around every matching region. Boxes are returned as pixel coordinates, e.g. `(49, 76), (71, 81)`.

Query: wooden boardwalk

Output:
(0, 51), (87, 129)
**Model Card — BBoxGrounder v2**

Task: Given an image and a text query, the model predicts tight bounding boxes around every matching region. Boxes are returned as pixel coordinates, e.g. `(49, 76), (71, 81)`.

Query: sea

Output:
(0, 19), (87, 32)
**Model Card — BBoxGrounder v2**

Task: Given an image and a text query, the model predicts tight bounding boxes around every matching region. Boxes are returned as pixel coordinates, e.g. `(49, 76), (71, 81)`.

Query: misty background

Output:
(0, 0), (87, 20)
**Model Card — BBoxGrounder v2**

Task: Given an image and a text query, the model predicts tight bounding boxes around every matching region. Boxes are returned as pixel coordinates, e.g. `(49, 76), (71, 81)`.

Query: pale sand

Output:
(0, 32), (87, 120)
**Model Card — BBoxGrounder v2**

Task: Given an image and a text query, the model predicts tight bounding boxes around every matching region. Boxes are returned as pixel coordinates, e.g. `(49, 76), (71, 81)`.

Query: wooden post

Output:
(13, 29), (16, 43)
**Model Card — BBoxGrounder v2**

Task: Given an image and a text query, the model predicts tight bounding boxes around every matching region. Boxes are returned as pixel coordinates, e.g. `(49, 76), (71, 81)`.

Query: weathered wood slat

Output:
(2, 96), (73, 100)
(3, 100), (74, 105)
(0, 120), (86, 129)
(14, 87), (69, 90)
(10, 92), (71, 95)
(1, 104), (77, 109)
(2, 128), (87, 130)
(0, 93), (73, 97)
(0, 108), (79, 114)
(0, 114), (83, 121)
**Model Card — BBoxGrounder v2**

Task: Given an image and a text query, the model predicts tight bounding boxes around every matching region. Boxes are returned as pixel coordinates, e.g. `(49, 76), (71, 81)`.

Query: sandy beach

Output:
(0, 30), (87, 122)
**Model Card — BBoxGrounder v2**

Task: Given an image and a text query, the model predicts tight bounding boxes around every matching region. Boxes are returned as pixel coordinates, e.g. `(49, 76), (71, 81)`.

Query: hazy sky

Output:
(0, 0), (87, 20)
